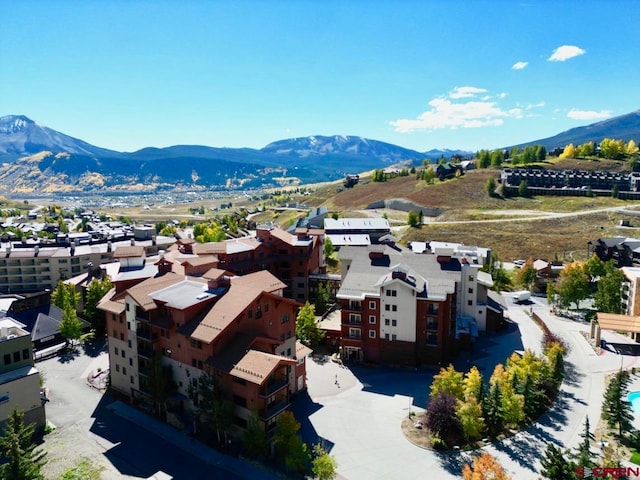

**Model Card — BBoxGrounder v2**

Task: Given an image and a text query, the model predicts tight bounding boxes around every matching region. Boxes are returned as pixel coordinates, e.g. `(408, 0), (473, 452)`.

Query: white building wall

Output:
(380, 281), (416, 342)
(108, 337), (131, 395)
(0, 369), (42, 425)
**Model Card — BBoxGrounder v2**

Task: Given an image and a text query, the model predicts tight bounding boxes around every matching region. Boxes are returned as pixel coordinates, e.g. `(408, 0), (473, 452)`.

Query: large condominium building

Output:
(177, 226), (323, 302)
(0, 317), (45, 430)
(336, 244), (500, 366)
(99, 268), (310, 435)
(0, 237), (175, 293)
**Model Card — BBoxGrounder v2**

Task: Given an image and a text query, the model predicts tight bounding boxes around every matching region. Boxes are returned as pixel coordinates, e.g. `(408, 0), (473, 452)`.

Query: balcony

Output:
(136, 328), (158, 342)
(137, 347), (154, 359)
(259, 378), (289, 398)
(260, 400), (289, 421)
(344, 302), (362, 312)
(344, 316), (362, 326)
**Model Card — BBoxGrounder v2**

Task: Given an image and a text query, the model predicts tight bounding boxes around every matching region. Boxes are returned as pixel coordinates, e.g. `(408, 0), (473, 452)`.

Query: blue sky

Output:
(2, 1), (639, 153)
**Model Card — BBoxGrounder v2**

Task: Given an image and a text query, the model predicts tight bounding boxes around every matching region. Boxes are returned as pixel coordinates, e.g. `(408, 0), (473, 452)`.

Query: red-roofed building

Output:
(99, 269), (309, 437)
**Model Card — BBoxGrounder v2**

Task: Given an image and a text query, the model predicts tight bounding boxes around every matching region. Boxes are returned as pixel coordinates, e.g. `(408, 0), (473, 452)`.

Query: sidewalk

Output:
(107, 401), (279, 480)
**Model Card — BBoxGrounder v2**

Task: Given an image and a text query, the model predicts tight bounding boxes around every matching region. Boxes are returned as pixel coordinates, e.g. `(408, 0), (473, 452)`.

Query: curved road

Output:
(298, 298), (638, 479)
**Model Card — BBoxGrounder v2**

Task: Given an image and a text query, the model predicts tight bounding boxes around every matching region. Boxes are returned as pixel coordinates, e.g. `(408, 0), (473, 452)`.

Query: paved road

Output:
(294, 297), (640, 479)
(38, 342), (255, 480)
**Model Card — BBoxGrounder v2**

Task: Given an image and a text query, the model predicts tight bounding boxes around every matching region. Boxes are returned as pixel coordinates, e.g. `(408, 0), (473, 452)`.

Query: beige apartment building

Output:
(0, 317), (46, 430)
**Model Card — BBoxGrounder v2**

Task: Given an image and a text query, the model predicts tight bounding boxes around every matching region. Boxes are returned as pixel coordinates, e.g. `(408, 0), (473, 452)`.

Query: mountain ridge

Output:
(1, 110), (639, 193)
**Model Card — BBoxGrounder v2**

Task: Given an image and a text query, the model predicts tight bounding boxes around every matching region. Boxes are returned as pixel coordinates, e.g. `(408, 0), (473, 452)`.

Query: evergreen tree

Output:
(602, 370), (634, 436)
(540, 443), (576, 480)
(575, 417), (596, 468)
(274, 412), (310, 475)
(483, 382), (504, 437)
(0, 409), (47, 480)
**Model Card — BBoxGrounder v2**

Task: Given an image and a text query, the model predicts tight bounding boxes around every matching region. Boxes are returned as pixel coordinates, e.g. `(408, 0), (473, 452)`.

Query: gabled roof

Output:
(191, 271), (287, 344)
(209, 333), (296, 385)
(597, 312), (640, 334)
(113, 245), (145, 258)
(97, 288), (125, 314)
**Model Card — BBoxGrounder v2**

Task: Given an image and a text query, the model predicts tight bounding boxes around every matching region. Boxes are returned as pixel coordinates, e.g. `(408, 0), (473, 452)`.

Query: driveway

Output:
(294, 299), (640, 479)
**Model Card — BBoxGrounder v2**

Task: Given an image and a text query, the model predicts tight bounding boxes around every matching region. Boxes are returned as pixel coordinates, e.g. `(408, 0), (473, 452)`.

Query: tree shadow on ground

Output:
(81, 338), (106, 358)
(434, 449), (470, 476)
(57, 347), (79, 363)
(563, 360), (584, 388)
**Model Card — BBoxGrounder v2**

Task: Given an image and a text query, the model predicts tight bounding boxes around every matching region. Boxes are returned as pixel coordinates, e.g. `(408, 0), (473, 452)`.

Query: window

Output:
(119, 316), (123, 324)
(468, 300), (473, 306)
(468, 288), (473, 294)
(130, 376), (134, 384)
(392, 305), (397, 312)
(426, 332), (438, 345)
(348, 328), (361, 339)
(349, 313), (361, 324)
(3, 354), (10, 365)
(198, 360), (203, 369)
(120, 333), (124, 341)
(385, 333), (390, 340)
(123, 367), (127, 375)
(287, 330), (291, 339)
(248, 309), (253, 319)
(22, 349), (29, 360)
(384, 319), (390, 326)
(297, 282), (304, 288)
(256, 305), (262, 319)
(192, 358), (197, 367)
(392, 334), (397, 341)
(114, 347), (119, 356)
(386, 289), (397, 297)
(264, 303), (269, 313)
(281, 313), (290, 324)
(115, 364), (120, 372)
(369, 330), (376, 339)
(427, 318), (438, 330)
(385, 304), (390, 311)
(121, 350), (125, 358)
(128, 339), (132, 348)
(280, 333), (285, 341)
(126, 303), (130, 311)
(468, 275), (474, 282)
(392, 319), (397, 327)
(369, 301), (376, 309)
(129, 358), (133, 366)
(287, 347), (292, 356)
(427, 303), (439, 315)
(369, 315), (376, 324)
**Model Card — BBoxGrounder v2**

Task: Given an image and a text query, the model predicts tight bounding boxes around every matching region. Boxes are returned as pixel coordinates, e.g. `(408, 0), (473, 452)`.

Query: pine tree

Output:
(575, 417), (595, 468)
(602, 370), (634, 436)
(0, 409), (47, 480)
(484, 382), (504, 437)
(540, 443), (576, 480)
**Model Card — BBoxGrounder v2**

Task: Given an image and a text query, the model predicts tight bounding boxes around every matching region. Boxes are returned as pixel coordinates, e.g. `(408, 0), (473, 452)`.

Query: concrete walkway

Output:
(296, 299), (640, 479)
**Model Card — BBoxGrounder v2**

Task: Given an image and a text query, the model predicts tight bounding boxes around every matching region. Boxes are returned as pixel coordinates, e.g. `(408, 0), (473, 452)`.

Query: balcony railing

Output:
(260, 400), (289, 421)
(344, 317), (362, 326)
(259, 378), (288, 398)
(344, 303), (361, 312)
(136, 329), (158, 342)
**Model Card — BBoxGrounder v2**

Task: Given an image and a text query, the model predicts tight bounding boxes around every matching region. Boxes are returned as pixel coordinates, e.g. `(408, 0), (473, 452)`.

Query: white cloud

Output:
(390, 89), (546, 133)
(567, 109), (612, 120)
(449, 86), (487, 99)
(548, 45), (586, 62)
(512, 61), (528, 70)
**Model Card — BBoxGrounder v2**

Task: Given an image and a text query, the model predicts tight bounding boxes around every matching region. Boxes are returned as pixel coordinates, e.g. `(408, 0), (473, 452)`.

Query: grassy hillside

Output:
(296, 160), (639, 262)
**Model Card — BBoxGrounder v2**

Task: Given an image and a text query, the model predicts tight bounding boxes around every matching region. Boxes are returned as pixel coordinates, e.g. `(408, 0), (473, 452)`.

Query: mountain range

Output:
(0, 111), (639, 194)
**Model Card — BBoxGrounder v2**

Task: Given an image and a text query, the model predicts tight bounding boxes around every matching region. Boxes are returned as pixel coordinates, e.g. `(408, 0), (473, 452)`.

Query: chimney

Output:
(34, 245), (39, 257)
(130, 239), (135, 246)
